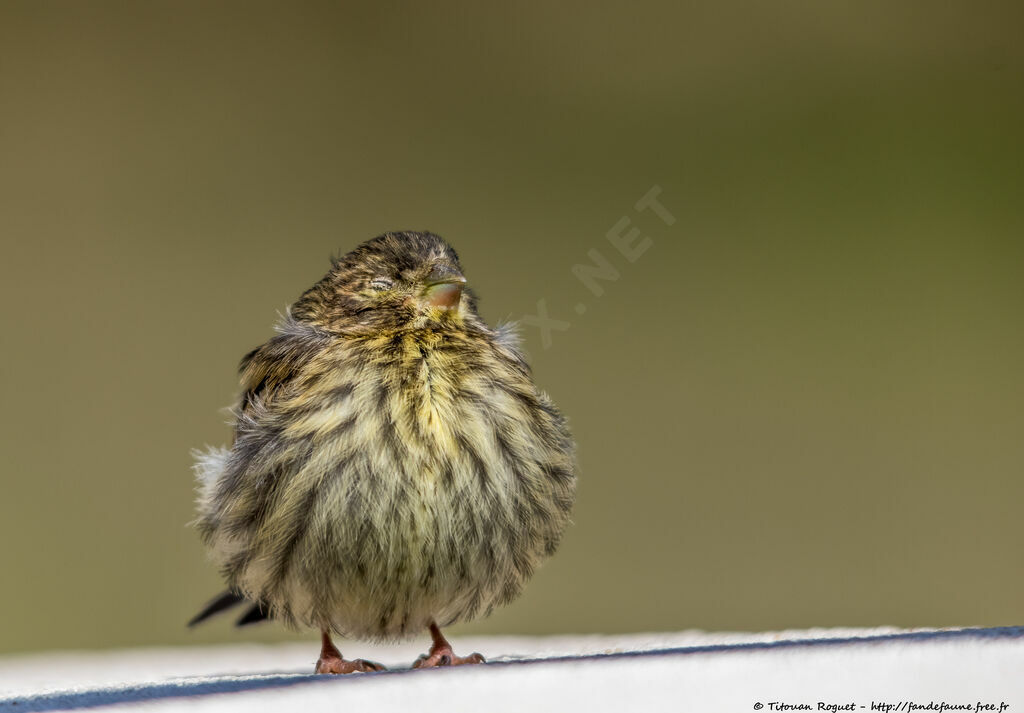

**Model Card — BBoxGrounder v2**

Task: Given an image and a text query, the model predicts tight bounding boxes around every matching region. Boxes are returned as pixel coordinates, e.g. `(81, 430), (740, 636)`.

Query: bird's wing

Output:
(235, 316), (334, 423)
(190, 317), (337, 629)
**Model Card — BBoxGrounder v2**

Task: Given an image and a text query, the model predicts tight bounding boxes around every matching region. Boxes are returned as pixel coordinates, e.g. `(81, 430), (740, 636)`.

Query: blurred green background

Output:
(1, 1), (1022, 655)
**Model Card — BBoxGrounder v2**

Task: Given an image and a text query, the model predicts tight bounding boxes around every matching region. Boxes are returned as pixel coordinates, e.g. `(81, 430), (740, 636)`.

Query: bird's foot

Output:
(315, 655), (385, 674)
(412, 646), (485, 668)
(314, 629), (385, 674)
(411, 621), (486, 669)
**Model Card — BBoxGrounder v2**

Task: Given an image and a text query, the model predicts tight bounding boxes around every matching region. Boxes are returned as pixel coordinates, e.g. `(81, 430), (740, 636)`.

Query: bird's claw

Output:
(412, 648), (485, 668)
(315, 656), (386, 674)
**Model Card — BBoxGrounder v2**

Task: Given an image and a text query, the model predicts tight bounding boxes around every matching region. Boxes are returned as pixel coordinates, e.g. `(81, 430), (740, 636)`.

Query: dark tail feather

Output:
(188, 590), (246, 627)
(235, 602), (270, 627)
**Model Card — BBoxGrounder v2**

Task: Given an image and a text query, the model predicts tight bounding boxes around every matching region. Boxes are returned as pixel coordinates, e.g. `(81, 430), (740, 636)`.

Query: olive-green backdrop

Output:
(1, 1), (1022, 655)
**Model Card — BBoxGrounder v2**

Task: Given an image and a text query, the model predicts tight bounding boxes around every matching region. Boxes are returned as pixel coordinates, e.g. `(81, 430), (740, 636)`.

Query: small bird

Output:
(191, 231), (577, 673)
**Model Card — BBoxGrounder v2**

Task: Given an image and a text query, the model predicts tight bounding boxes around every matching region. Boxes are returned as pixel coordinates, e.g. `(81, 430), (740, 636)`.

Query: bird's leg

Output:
(314, 630), (385, 674)
(412, 621), (486, 668)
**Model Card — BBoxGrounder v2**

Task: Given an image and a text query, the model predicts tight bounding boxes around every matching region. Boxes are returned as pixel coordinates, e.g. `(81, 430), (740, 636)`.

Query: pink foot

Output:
(313, 629), (385, 674)
(412, 622), (486, 669)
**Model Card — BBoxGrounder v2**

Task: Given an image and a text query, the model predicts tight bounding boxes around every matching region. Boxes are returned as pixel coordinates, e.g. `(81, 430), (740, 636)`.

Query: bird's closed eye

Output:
(369, 277), (394, 291)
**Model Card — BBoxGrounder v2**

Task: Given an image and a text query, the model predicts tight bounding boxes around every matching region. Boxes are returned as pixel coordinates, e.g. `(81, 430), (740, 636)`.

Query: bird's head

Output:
(292, 231), (479, 332)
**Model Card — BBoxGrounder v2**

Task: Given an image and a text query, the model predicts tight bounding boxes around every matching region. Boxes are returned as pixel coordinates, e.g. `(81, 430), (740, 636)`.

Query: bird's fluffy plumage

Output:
(194, 231), (576, 641)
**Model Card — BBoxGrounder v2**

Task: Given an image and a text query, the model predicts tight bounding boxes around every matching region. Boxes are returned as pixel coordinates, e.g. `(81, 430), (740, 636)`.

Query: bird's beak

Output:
(423, 265), (467, 310)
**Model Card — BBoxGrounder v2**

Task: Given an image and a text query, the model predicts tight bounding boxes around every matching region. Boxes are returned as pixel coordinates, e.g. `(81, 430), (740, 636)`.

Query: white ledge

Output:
(1, 627), (1023, 711)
